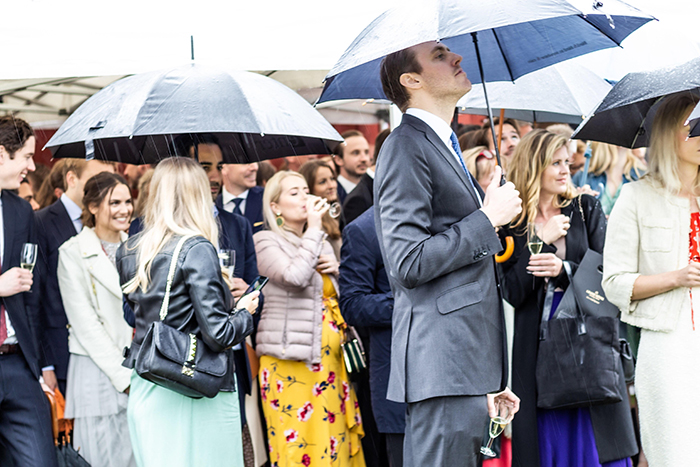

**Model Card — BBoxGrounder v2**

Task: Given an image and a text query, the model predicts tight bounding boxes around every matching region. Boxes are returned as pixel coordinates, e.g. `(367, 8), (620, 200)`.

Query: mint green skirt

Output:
(128, 372), (243, 467)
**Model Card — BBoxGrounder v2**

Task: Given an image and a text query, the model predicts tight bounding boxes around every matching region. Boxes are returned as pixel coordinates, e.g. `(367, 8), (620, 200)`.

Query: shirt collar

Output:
(366, 168), (375, 179)
(222, 187), (249, 205)
(406, 108), (454, 150)
(60, 193), (82, 221)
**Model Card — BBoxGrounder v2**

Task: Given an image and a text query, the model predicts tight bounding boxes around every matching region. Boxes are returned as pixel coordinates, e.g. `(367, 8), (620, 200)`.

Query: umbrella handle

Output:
(495, 236), (514, 263)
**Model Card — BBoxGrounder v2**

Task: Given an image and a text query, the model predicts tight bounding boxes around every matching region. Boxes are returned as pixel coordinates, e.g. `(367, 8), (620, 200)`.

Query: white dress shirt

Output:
(222, 187), (249, 215)
(406, 108), (482, 204)
(337, 175), (357, 195)
(60, 193), (83, 234)
(0, 197), (17, 345)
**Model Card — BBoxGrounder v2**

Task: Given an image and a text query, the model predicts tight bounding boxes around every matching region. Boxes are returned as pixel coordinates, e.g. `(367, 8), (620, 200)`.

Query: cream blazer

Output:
(603, 178), (696, 332)
(57, 227), (132, 392)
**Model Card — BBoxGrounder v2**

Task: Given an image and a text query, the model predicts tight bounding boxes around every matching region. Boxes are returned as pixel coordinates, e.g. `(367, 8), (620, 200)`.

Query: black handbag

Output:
(129, 236), (228, 399)
(536, 253), (625, 409)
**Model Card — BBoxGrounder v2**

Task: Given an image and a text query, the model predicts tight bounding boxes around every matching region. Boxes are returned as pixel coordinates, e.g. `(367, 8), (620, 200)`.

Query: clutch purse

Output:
(341, 326), (367, 377)
(125, 235), (228, 399)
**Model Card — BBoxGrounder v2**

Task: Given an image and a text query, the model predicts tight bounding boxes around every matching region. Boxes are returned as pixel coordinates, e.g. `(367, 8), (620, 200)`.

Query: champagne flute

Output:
(21, 243), (38, 293)
(527, 223), (543, 255)
(21, 243), (38, 272)
(480, 400), (514, 458)
(218, 249), (236, 278)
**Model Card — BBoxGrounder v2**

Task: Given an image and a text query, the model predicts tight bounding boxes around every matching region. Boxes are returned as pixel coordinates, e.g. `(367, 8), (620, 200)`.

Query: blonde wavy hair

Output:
(508, 129), (577, 229)
(262, 170), (309, 241)
(646, 91), (700, 194)
(123, 157), (219, 293)
(588, 142), (644, 180)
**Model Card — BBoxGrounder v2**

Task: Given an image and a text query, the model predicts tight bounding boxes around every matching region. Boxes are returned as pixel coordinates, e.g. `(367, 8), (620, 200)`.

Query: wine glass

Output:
(480, 400), (514, 458)
(218, 249), (236, 278)
(21, 243), (38, 273)
(329, 202), (341, 219)
(21, 243), (38, 293)
(527, 223), (543, 256)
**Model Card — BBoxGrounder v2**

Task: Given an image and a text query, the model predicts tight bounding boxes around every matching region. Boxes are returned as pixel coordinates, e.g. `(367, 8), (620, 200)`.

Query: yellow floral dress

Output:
(259, 275), (365, 467)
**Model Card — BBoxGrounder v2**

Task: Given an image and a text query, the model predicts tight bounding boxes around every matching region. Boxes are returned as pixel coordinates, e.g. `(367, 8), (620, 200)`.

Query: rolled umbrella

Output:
(46, 64), (343, 164)
(573, 56), (700, 148)
(457, 62), (612, 125)
(317, 0), (652, 166)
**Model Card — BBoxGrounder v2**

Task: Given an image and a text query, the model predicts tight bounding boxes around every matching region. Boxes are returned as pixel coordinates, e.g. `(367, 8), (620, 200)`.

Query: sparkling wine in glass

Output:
(218, 249), (236, 278)
(527, 223), (543, 255)
(21, 243), (38, 273)
(480, 400), (513, 458)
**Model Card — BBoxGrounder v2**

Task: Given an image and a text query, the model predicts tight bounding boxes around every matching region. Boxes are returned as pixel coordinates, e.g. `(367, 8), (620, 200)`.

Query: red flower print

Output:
(276, 379), (284, 393)
(260, 384), (268, 402)
(327, 411), (336, 423)
(297, 402), (314, 422)
(328, 320), (339, 332)
(313, 383), (323, 397)
(306, 362), (324, 373)
(330, 436), (338, 456)
(342, 382), (350, 401)
(284, 429), (298, 443)
(354, 400), (359, 409)
(327, 371), (336, 384)
(270, 399), (280, 410)
(262, 368), (270, 386)
(340, 400), (346, 414)
(355, 412), (362, 425)
(301, 454), (311, 466)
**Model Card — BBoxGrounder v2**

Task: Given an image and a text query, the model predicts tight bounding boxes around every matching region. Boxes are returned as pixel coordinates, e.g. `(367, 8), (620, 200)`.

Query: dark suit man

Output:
(36, 159), (115, 394)
(339, 207), (406, 467)
(216, 161), (265, 234)
(342, 172), (374, 226)
(0, 117), (58, 466)
(374, 42), (522, 466)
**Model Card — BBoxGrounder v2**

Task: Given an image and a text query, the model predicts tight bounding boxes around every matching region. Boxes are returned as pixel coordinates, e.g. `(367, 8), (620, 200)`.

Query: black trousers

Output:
(0, 353), (58, 467)
(385, 433), (405, 467)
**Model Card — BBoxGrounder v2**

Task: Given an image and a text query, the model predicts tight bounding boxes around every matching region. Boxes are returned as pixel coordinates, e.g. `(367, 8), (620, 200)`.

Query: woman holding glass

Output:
(117, 158), (257, 466)
(254, 171), (365, 467)
(603, 92), (700, 466)
(498, 130), (636, 467)
(299, 160), (342, 259)
(57, 172), (136, 467)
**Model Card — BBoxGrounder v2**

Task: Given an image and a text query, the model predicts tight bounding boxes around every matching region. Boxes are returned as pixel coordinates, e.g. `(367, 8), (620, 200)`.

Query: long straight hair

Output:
(508, 129), (576, 229)
(123, 157), (218, 293)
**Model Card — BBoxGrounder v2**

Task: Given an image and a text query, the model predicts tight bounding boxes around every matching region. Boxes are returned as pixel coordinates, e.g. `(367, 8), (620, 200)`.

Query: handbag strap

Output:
(159, 235), (193, 321)
(539, 261), (574, 340)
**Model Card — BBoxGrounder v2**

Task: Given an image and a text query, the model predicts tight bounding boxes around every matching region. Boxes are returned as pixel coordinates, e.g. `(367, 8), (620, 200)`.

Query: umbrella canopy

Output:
(317, 0), (652, 104)
(457, 62), (612, 124)
(46, 64), (343, 164)
(687, 100), (700, 138)
(572, 56), (700, 148)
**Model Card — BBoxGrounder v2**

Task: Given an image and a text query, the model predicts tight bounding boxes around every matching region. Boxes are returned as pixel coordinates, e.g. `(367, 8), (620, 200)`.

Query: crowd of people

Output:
(0, 41), (698, 467)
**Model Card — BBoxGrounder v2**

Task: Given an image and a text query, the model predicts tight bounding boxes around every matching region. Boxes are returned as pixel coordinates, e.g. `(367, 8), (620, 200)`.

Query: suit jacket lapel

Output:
(2, 192), (15, 272)
(406, 115), (480, 207)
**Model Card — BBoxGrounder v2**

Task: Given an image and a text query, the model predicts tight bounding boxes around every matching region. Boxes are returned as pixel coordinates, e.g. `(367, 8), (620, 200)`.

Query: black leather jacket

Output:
(117, 235), (253, 391)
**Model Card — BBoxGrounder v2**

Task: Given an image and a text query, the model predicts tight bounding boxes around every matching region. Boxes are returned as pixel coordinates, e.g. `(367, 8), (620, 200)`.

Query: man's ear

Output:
(65, 170), (78, 189)
(399, 72), (421, 91)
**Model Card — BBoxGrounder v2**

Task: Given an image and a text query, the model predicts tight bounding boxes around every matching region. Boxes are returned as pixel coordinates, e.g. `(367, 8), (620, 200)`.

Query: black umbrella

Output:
(45, 64), (342, 165)
(573, 56), (700, 148)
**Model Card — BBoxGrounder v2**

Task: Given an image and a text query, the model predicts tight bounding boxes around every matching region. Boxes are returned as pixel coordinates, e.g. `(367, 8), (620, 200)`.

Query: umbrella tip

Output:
(191, 35), (195, 61)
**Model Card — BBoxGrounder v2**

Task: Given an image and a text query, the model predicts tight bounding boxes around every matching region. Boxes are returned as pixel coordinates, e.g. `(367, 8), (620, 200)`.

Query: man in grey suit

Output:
(374, 41), (522, 466)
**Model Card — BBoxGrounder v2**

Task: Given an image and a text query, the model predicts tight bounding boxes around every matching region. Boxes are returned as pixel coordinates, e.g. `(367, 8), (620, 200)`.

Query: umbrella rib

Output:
(491, 29), (516, 82)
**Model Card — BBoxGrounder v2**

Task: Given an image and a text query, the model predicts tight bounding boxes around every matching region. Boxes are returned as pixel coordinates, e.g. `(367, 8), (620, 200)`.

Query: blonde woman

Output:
(572, 142), (645, 215)
(463, 145), (496, 193)
(117, 158), (258, 467)
(499, 130), (636, 467)
(58, 173), (136, 467)
(254, 171), (365, 467)
(603, 92), (700, 466)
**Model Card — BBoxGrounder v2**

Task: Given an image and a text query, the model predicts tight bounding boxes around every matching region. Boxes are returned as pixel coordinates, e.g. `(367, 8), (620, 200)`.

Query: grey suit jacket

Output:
(374, 113), (507, 404)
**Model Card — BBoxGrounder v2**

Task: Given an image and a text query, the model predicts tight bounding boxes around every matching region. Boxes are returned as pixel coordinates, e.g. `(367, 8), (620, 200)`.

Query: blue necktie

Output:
(449, 132), (482, 205)
(232, 198), (243, 216)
